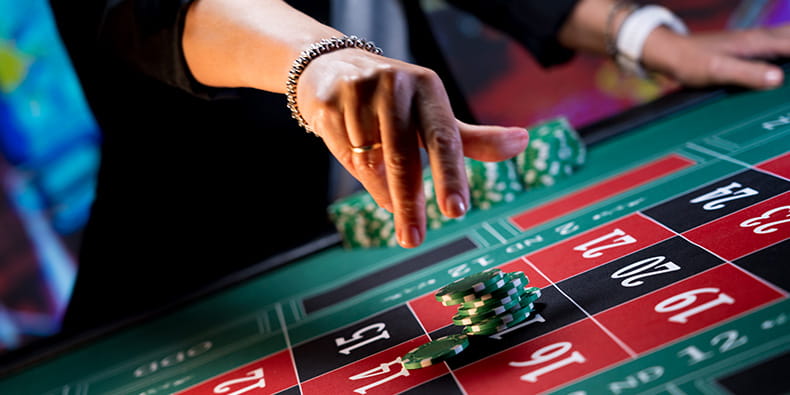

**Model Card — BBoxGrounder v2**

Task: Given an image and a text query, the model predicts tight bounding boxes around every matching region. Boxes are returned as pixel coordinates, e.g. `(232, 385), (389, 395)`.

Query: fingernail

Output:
(398, 225), (422, 248)
(445, 193), (467, 218)
(765, 70), (783, 86)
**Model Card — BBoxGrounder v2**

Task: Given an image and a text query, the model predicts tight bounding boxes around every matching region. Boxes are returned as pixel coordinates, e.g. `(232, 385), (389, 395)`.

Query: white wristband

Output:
(615, 5), (688, 78)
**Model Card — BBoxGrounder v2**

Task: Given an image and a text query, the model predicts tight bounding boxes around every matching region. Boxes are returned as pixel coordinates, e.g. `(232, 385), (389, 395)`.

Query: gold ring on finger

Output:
(351, 142), (383, 154)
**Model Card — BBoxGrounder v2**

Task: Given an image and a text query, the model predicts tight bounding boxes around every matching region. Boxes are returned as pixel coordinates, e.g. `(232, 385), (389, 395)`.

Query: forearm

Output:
(182, 0), (341, 93)
(557, 0), (686, 79)
(557, 0), (624, 55)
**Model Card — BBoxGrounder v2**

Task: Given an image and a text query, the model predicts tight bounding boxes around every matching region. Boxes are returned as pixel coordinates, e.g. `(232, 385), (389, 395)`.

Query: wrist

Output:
(286, 36), (383, 134)
(605, 1), (638, 58)
(640, 26), (688, 79)
(614, 4), (688, 78)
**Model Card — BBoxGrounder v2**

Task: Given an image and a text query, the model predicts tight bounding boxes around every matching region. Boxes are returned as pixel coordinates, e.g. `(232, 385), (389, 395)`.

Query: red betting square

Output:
(757, 152), (790, 179)
(300, 336), (447, 394)
(175, 349), (297, 395)
(455, 319), (631, 395)
(498, 258), (551, 289)
(510, 154), (695, 230)
(528, 213), (675, 283)
(684, 191), (790, 261)
(408, 292), (459, 333)
(596, 263), (784, 354)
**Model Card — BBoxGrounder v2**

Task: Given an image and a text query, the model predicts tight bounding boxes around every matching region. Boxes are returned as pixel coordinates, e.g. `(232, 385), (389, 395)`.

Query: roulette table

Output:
(1, 66), (789, 394)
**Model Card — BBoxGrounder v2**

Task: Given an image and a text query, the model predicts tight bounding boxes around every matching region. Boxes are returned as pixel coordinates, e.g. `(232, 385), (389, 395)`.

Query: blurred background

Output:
(0, 0), (787, 356)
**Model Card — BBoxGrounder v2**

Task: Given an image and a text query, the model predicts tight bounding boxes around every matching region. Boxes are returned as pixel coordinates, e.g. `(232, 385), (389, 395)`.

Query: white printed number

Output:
(740, 205), (790, 234)
(349, 358), (409, 394)
(509, 342), (586, 382)
(573, 229), (636, 259)
(611, 256), (680, 287)
(677, 330), (748, 365)
(655, 288), (734, 324)
(213, 368), (266, 395)
(690, 182), (758, 211)
(335, 323), (390, 355)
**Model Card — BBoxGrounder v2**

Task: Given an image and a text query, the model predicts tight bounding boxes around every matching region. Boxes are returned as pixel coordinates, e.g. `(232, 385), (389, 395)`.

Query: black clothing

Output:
(49, 0), (578, 333)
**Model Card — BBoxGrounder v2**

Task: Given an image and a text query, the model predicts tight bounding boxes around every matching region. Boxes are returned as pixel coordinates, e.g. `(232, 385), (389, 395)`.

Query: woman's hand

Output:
(296, 48), (529, 248)
(643, 24), (790, 89)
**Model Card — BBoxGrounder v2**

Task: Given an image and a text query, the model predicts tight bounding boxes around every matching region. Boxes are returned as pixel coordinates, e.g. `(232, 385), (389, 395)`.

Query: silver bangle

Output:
(286, 35), (383, 134)
(615, 5), (688, 78)
(605, 0), (638, 59)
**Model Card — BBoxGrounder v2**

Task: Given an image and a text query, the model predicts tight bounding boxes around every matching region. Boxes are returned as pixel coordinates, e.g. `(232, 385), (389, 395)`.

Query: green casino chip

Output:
(454, 297), (522, 324)
(458, 271), (529, 308)
(519, 289), (541, 306)
(463, 303), (536, 335)
(457, 284), (525, 312)
(401, 334), (470, 369)
(329, 165), (468, 249)
(435, 268), (505, 304)
(465, 158), (524, 210)
(523, 287), (542, 299)
(438, 276), (514, 306)
(458, 283), (521, 309)
(327, 190), (399, 249)
(514, 117), (586, 190)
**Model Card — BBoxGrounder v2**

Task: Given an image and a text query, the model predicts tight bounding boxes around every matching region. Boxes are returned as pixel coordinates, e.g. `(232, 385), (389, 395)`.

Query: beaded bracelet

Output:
(286, 35), (383, 134)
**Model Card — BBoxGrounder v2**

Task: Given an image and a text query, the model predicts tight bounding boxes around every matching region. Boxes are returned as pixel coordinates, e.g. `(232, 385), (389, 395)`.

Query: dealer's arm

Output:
(557, 0), (788, 89)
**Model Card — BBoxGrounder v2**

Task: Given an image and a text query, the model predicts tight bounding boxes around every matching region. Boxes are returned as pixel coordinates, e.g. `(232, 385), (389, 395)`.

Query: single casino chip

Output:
(401, 334), (470, 369)
(519, 289), (541, 307)
(507, 271), (529, 286)
(435, 268), (505, 304)
(522, 287), (542, 300)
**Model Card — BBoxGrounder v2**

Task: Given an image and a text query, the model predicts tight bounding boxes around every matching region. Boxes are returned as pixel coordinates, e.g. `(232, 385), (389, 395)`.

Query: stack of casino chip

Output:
(327, 190), (398, 249)
(465, 158), (524, 210)
(436, 268), (541, 336)
(400, 268), (542, 370)
(514, 117), (586, 189)
(327, 169), (459, 248)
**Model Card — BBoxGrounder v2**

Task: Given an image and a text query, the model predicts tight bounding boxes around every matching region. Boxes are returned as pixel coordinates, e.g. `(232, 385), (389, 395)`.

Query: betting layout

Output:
(170, 150), (789, 395)
(2, 77), (790, 395)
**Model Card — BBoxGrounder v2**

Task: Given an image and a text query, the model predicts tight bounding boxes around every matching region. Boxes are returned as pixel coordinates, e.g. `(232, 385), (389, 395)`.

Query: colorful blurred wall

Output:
(0, 0), (786, 356)
(0, 0), (100, 352)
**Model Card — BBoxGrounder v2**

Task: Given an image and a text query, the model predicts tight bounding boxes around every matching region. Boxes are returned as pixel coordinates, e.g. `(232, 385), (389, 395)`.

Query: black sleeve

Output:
(446, 0), (581, 67)
(49, 0), (224, 99)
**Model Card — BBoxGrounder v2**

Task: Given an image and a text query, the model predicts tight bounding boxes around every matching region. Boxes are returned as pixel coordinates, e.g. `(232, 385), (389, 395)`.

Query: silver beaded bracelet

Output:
(286, 35), (383, 134)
